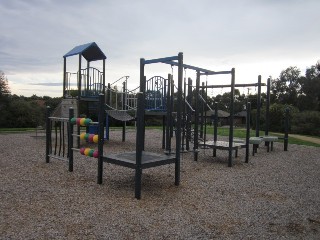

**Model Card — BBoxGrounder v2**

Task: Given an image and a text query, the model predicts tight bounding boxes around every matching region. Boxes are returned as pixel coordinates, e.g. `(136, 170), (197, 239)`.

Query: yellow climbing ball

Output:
(80, 118), (86, 126)
(93, 135), (99, 143)
(80, 133), (86, 140)
(84, 148), (91, 156)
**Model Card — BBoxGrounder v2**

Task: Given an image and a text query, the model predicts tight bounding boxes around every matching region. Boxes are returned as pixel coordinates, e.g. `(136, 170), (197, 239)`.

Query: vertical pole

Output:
(140, 59), (145, 92)
(181, 76), (186, 152)
(106, 82), (111, 140)
(106, 83), (111, 107)
(214, 103), (218, 142)
(102, 59), (106, 94)
(97, 94), (105, 184)
(204, 81), (208, 143)
(135, 58), (145, 200)
(228, 68), (235, 167)
(175, 52), (183, 186)
(45, 106), (51, 163)
(213, 102), (218, 157)
(194, 71), (200, 161)
(135, 92), (144, 199)
(162, 77), (167, 149)
(63, 57), (66, 98)
(186, 78), (192, 151)
(284, 108), (289, 151)
(162, 115), (165, 149)
(78, 54), (82, 100)
(265, 77), (271, 136)
(166, 74), (172, 153)
(68, 108), (74, 172)
(142, 76), (146, 151)
(77, 54), (82, 148)
(170, 79), (174, 138)
(265, 77), (271, 147)
(122, 81), (126, 142)
(245, 102), (251, 163)
(87, 61), (90, 96)
(200, 82), (204, 139)
(256, 75), (261, 137)
(105, 113), (109, 140)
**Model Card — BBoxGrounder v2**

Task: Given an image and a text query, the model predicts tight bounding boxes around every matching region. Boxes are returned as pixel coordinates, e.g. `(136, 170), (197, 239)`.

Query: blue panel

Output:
(63, 42), (107, 61)
(63, 42), (94, 57)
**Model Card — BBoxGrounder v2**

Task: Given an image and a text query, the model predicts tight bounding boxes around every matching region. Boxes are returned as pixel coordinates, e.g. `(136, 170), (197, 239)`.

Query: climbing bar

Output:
(72, 133), (99, 143)
(47, 154), (68, 161)
(71, 147), (99, 158)
(70, 117), (98, 126)
(48, 117), (69, 122)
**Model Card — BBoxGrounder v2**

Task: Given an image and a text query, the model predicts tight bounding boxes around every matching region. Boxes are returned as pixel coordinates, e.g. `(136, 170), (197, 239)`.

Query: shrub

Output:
(291, 111), (320, 136)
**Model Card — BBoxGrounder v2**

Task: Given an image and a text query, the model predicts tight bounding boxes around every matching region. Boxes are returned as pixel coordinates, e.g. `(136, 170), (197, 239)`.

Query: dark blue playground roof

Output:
(63, 42), (106, 61)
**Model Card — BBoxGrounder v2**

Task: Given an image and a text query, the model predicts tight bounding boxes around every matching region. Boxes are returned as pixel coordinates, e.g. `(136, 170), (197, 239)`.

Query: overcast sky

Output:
(1, 0), (319, 97)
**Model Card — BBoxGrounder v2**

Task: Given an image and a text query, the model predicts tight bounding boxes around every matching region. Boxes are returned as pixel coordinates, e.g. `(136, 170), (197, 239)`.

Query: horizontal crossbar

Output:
(199, 83), (266, 88)
(48, 154), (68, 161)
(168, 61), (231, 75)
(144, 56), (179, 65)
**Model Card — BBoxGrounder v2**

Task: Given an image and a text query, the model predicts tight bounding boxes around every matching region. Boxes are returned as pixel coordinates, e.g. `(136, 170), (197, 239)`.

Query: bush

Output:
(251, 103), (298, 133)
(291, 111), (320, 136)
(2, 99), (45, 128)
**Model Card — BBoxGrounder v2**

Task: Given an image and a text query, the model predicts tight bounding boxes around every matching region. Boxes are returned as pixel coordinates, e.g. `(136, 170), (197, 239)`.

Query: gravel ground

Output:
(1, 130), (320, 239)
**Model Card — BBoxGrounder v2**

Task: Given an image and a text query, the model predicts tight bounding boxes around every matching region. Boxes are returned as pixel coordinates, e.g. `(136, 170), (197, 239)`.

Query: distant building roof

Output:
(234, 110), (247, 117)
(205, 110), (230, 117)
(63, 42), (106, 61)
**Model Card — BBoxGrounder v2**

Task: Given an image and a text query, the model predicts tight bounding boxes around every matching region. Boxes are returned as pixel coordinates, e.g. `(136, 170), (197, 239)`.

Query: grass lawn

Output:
(1, 126), (319, 147)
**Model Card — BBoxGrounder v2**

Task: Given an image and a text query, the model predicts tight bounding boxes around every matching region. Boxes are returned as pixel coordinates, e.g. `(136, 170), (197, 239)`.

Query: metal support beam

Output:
(245, 102), (251, 163)
(175, 52), (183, 186)
(144, 56), (179, 65)
(46, 107), (51, 163)
(68, 108), (74, 172)
(256, 75), (262, 137)
(265, 77), (271, 137)
(193, 71), (200, 161)
(228, 68), (235, 167)
(167, 61), (231, 75)
(63, 57), (66, 98)
(135, 92), (144, 199)
(198, 83), (266, 88)
(97, 94), (105, 184)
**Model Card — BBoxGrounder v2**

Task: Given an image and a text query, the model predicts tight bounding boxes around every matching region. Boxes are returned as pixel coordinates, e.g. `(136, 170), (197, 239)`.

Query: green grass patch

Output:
(1, 126), (319, 147)
(0, 128), (37, 133)
(204, 126), (320, 147)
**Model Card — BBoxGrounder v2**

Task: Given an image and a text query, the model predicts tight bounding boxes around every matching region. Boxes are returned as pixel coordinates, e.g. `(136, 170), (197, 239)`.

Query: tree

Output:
(0, 71), (11, 112)
(0, 71), (10, 99)
(297, 63), (320, 111)
(212, 89), (245, 113)
(271, 66), (301, 106)
(3, 99), (45, 128)
(0, 71), (10, 94)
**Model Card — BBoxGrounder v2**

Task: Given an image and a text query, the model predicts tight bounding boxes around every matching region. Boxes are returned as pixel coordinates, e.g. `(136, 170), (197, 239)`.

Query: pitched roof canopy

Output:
(63, 42), (106, 62)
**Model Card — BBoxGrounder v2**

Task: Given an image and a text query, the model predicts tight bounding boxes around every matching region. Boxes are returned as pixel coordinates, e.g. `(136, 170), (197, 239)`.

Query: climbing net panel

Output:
(106, 110), (135, 122)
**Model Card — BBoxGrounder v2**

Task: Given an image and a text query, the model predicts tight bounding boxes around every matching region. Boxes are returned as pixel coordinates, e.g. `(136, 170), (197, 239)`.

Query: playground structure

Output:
(46, 42), (291, 199)
(47, 45), (183, 199)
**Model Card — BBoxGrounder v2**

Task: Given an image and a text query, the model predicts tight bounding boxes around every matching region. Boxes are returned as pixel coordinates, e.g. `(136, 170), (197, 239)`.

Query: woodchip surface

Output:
(1, 130), (320, 239)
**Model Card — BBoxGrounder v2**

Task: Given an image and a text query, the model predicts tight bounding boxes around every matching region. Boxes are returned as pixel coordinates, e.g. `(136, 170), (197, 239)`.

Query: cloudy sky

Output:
(1, 0), (319, 97)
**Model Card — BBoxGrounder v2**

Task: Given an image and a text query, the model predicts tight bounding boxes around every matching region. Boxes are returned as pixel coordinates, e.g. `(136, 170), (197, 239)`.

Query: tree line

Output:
(208, 63), (320, 136)
(1, 62), (319, 135)
(0, 71), (61, 128)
